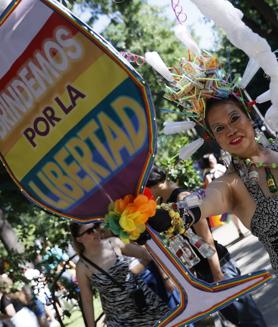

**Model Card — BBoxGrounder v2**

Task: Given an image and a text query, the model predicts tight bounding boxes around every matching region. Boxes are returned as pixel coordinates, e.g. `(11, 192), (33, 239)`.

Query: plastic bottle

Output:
(186, 228), (215, 258)
(168, 234), (200, 268)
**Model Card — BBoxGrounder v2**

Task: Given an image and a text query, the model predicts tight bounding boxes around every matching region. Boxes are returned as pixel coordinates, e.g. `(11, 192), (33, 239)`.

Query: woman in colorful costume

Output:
(148, 59), (278, 273)
(198, 95), (278, 272)
(147, 166), (267, 326)
(144, 0), (278, 272)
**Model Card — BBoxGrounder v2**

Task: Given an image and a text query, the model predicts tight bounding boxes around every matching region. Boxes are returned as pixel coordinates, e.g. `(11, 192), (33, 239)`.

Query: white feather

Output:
(145, 51), (174, 82)
(163, 121), (196, 135)
(256, 90), (271, 104)
(265, 105), (278, 133)
(174, 25), (201, 56)
(179, 138), (204, 160)
(240, 58), (260, 88)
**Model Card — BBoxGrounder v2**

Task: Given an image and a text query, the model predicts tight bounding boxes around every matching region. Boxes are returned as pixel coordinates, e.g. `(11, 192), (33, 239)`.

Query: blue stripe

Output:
(22, 78), (151, 211)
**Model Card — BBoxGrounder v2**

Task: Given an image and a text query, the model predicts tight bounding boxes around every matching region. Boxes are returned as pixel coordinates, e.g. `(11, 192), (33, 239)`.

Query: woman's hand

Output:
(121, 242), (152, 266)
(212, 271), (225, 282)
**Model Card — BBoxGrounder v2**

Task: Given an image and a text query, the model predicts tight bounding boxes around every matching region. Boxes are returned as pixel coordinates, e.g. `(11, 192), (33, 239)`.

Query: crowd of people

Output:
(0, 239), (78, 327)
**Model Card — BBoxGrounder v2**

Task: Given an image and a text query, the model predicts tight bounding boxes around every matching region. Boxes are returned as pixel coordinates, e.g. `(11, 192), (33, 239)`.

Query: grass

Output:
(63, 295), (103, 327)
(64, 310), (84, 327)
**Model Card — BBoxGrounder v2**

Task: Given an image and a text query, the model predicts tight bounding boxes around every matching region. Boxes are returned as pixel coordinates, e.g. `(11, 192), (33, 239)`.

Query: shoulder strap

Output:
(80, 254), (124, 290)
(167, 188), (185, 203)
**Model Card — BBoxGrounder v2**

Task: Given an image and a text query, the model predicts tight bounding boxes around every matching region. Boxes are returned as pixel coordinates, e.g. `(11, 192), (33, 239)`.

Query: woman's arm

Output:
(3, 303), (16, 317)
(76, 263), (96, 327)
(113, 238), (152, 266)
(199, 174), (236, 219)
(193, 219), (224, 282)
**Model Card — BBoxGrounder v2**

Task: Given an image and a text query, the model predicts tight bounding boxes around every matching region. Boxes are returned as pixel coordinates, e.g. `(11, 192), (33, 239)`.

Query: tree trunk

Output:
(0, 209), (24, 254)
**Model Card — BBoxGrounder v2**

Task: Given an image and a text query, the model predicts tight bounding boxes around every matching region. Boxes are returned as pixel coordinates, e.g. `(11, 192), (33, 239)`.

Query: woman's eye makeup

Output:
(214, 125), (224, 133)
(230, 114), (240, 123)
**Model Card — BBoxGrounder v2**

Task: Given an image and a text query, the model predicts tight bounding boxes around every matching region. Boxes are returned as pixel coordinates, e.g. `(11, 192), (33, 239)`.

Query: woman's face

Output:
(76, 222), (102, 246)
(207, 102), (256, 157)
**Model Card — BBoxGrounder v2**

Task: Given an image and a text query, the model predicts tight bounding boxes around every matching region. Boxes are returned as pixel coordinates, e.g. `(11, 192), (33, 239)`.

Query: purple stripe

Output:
(68, 150), (149, 219)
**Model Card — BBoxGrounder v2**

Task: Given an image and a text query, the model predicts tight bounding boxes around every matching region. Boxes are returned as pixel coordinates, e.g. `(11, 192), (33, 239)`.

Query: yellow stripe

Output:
(6, 55), (128, 180)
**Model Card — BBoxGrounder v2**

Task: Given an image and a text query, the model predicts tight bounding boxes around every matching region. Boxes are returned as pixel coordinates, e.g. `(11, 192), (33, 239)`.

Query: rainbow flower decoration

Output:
(104, 189), (157, 243)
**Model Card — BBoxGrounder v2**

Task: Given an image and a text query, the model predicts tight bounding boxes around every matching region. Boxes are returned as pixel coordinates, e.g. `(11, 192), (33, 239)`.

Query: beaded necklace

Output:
(244, 159), (278, 193)
(245, 159), (278, 169)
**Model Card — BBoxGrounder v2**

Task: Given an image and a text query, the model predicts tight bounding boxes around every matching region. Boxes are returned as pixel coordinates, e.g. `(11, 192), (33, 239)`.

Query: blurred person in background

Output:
(0, 275), (40, 327)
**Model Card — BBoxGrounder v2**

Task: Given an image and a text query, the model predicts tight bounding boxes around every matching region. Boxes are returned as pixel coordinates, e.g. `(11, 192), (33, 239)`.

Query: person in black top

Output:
(147, 166), (267, 327)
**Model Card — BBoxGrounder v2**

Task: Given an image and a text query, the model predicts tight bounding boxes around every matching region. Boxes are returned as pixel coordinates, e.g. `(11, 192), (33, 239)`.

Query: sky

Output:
(74, 0), (217, 50)
(0, 0), (217, 50)
(147, 0), (216, 49)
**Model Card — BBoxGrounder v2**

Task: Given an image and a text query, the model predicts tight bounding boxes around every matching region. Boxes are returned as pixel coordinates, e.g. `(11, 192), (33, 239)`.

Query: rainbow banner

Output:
(0, 0), (156, 221)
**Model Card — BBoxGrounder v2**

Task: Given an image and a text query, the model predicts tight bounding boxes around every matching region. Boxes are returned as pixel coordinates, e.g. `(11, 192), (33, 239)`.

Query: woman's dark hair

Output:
(202, 154), (212, 170)
(204, 95), (249, 133)
(70, 222), (82, 237)
(69, 222), (84, 254)
(146, 166), (166, 187)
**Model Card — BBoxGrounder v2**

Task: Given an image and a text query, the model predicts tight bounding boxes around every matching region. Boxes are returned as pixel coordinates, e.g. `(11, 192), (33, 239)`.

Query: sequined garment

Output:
(232, 141), (278, 273)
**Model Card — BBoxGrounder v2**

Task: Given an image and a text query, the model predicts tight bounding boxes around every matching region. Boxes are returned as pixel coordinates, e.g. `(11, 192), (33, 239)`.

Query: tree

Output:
(156, 133), (202, 190)
(102, 0), (189, 112)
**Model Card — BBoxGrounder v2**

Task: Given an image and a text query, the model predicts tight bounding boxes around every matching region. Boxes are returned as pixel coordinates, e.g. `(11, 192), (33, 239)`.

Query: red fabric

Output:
(143, 187), (155, 200)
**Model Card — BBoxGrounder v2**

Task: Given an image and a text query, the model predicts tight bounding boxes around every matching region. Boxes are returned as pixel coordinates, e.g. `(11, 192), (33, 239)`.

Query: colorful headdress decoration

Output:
(164, 53), (242, 126)
(144, 0), (278, 159)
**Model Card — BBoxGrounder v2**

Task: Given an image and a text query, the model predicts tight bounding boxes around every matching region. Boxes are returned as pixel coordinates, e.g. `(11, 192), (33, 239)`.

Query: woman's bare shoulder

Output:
(76, 259), (88, 275)
(214, 170), (239, 184)
(109, 236), (124, 248)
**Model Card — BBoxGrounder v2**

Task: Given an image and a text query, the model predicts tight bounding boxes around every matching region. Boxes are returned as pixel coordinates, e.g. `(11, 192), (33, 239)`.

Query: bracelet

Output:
(182, 208), (195, 230)
(160, 203), (186, 237)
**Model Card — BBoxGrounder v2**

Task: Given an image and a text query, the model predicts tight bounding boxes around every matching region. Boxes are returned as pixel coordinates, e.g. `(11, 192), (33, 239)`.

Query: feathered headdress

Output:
(145, 49), (243, 158)
(145, 0), (278, 159)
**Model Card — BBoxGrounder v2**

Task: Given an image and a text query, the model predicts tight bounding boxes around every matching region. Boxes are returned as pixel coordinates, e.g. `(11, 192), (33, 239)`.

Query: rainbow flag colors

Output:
(0, 0), (156, 221)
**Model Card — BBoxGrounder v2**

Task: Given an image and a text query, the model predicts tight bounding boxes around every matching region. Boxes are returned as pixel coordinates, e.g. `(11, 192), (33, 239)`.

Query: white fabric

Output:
(0, 0), (52, 78)
(11, 307), (39, 327)
(191, 0), (278, 122)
